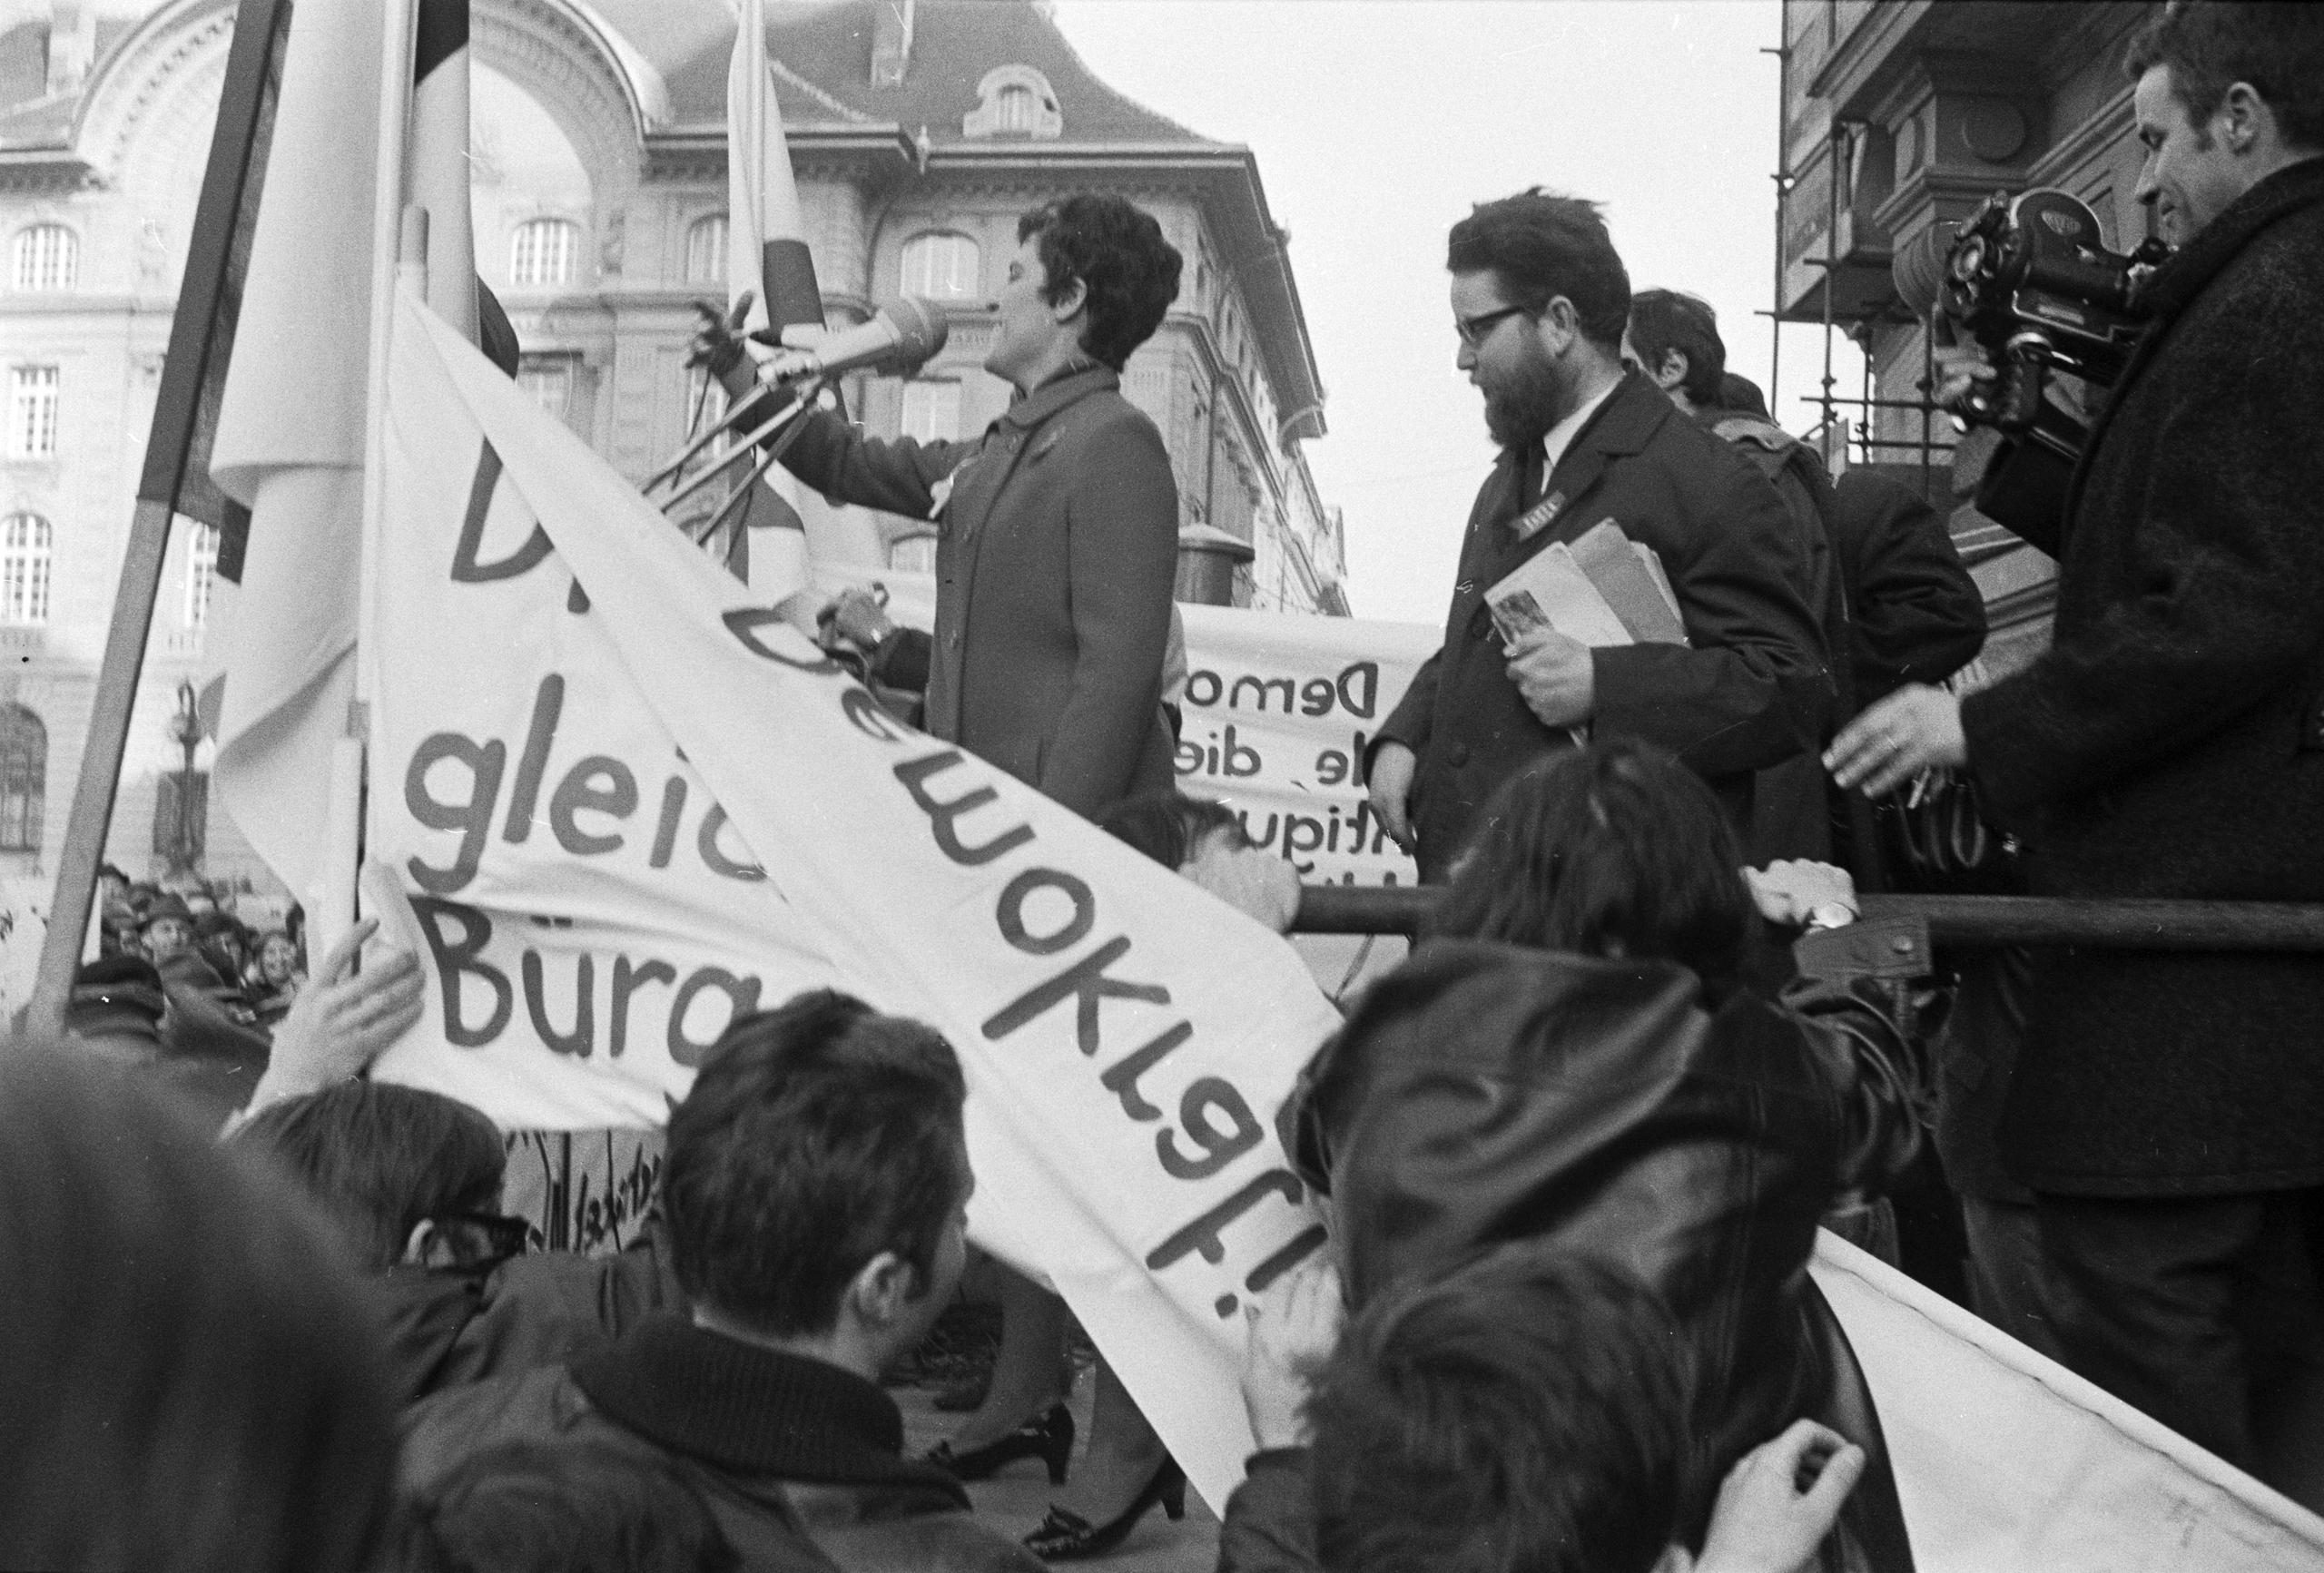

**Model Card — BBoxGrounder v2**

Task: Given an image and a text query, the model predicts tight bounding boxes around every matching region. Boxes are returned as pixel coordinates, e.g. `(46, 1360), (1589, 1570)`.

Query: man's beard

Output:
(1482, 350), (1571, 450)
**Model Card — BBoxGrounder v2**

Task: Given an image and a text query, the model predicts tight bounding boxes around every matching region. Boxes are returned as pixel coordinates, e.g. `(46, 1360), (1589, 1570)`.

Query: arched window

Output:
(0, 703), (44, 852)
(12, 225), (77, 291)
(509, 218), (579, 288)
(996, 84), (1038, 133)
(183, 523), (217, 628)
(1, 513), (50, 624)
(685, 213), (729, 287)
(901, 232), (980, 300)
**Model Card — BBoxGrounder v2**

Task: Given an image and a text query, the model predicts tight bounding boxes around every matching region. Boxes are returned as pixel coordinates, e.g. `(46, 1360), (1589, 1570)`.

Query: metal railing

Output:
(1291, 885), (2324, 952)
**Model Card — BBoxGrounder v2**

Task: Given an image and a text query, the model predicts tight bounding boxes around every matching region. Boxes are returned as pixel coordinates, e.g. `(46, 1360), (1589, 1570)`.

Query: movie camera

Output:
(1893, 188), (2170, 437)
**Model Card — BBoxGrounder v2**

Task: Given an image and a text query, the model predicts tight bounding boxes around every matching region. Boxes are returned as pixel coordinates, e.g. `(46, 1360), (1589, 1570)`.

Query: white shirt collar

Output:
(1537, 378), (1620, 488)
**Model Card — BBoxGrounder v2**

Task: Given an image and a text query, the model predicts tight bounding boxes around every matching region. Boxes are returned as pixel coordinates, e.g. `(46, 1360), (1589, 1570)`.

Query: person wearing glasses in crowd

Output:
(1365, 189), (1829, 883)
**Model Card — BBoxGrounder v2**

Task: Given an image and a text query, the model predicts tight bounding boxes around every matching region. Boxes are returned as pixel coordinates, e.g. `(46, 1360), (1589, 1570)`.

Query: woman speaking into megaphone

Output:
(694, 192), (1185, 827)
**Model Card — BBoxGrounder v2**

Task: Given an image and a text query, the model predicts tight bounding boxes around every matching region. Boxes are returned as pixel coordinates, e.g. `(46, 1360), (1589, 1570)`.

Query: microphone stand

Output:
(692, 377), (828, 561)
(659, 382), (812, 514)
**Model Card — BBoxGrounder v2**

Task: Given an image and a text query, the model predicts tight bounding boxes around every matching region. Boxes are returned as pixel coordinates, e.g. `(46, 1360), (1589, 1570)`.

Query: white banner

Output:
(370, 294), (1343, 1509)
(812, 569), (1433, 893)
(1812, 1233), (2324, 1571)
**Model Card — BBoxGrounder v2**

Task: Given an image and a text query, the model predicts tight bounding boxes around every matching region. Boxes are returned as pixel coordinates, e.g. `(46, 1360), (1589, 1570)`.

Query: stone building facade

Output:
(0, 0), (1346, 933)
(1775, 0), (2161, 681)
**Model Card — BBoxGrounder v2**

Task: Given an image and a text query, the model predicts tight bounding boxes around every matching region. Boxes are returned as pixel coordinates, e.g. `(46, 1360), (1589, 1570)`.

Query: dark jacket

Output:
(1959, 157), (2324, 1195)
(377, 1219), (685, 1406)
(1709, 410), (1850, 866)
(401, 1316), (1040, 1572)
(1276, 937), (1924, 1569)
(1374, 372), (1830, 880)
(1829, 471), (1984, 709)
(777, 366), (1177, 819)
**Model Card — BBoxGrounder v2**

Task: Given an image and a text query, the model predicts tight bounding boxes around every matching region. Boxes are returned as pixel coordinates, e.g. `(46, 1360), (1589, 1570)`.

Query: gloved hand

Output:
(686, 291), (755, 379)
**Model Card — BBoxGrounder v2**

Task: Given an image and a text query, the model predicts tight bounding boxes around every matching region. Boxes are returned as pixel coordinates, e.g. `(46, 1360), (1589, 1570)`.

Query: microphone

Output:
(760, 298), (950, 383)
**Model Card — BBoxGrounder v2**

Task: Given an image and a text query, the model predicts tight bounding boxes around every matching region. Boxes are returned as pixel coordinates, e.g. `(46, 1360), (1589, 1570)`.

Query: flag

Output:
(206, 0), (390, 915)
(724, 0), (883, 577)
(727, 0), (822, 340)
(409, 0), (479, 341)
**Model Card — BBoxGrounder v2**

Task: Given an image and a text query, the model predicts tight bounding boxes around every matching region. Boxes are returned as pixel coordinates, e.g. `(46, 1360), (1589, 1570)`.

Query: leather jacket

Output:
(1280, 937), (1925, 1567)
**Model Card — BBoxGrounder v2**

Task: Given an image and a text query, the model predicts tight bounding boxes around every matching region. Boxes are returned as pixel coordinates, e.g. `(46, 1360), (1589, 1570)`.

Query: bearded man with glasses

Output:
(1366, 188), (1830, 881)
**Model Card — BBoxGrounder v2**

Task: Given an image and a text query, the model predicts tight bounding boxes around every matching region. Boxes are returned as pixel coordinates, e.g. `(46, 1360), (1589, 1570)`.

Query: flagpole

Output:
(316, 0), (421, 964)
(20, 0), (291, 1044)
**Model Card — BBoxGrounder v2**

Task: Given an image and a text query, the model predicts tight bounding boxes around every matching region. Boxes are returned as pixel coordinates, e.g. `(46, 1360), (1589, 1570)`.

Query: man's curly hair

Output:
(1019, 195), (1183, 372)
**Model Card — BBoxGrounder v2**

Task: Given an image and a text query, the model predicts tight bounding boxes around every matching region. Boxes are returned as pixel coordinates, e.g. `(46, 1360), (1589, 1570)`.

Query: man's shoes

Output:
(1023, 1458), (1187, 1561)
(924, 1401), (1075, 1486)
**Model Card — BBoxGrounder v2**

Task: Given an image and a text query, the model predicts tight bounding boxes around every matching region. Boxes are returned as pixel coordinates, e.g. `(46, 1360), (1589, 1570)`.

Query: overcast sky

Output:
(1051, 0), (1864, 623)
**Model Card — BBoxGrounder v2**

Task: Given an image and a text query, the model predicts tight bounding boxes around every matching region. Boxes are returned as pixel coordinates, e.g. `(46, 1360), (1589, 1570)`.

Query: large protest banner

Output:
(369, 292), (1344, 1509)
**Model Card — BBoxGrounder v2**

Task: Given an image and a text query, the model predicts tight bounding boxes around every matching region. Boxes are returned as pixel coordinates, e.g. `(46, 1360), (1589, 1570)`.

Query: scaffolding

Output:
(1764, 24), (1955, 501)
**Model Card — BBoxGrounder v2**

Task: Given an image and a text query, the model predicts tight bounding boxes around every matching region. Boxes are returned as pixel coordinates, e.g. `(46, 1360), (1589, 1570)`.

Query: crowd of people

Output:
(6, 2), (2323, 1569)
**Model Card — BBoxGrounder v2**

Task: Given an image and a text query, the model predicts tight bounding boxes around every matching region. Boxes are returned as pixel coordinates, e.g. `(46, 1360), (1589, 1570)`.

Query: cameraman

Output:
(1827, 2), (2324, 1503)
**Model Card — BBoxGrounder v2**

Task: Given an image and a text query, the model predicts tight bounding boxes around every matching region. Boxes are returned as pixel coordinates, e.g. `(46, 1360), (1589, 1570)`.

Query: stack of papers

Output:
(1484, 519), (1687, 651)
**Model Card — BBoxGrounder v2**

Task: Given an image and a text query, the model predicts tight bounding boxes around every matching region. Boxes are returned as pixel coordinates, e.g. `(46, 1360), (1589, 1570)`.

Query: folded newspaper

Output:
(1485, 518), (1687, 650)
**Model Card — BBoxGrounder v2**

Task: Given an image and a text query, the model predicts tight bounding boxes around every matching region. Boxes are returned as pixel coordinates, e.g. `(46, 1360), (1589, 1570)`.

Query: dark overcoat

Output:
(1960, 158), (2324, 1195)
(780, 366), (1177, 819)
(1373, 371), (1830, 880)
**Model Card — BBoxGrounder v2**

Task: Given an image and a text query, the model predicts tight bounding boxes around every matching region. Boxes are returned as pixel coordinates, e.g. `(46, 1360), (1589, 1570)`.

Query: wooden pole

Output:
(1290, 883), (2324, 953)
(21, 0), (290, 1044)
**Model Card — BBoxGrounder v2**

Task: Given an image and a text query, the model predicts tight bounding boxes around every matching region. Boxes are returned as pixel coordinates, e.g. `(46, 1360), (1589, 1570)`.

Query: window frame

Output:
(5, 365), (59, 461)
(509, 217), (581, 289)
(1, 512), (52, 625)
(900, 231), (980, 300)
(684, 212), (729, 287)
(12, 224), (78, 292)
(0, 702), (45, 853)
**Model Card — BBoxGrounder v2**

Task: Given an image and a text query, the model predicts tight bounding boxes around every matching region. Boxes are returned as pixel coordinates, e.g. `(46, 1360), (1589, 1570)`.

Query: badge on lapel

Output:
(1512, 489), (1566, 543)
(928, 472), (958, 521)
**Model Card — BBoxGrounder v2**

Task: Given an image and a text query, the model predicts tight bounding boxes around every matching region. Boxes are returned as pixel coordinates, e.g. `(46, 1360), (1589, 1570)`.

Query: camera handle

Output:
(1993, 331), (2059, 433)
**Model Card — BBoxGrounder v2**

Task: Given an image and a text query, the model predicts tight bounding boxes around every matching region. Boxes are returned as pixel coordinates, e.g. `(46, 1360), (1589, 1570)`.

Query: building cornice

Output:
(0, 155), (101, 192)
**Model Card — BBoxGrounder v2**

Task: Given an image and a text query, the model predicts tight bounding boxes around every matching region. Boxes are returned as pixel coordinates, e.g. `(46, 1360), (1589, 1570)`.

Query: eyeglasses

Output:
(1453, 305), (1529, 348)
(428, 1212), (535, 1270)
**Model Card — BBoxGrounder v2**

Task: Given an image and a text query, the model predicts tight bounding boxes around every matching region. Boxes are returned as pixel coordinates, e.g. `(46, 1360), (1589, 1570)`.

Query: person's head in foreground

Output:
(1308, 1248), (1689, 1573)
(1433, 740), (1755, 990)
(665, 989), (972, 1376)
(989, 192), (1182, 388)
(394, 1440), (738, 1573)
(2123, 0), (2324, 247)
(0, 1042), (399, 1572)
(231, 1080), (513, 1273)
(1303, 1247), (1863, 1573)
(1100, 788), (1301, 931)
(1445, 187), (1630, 450)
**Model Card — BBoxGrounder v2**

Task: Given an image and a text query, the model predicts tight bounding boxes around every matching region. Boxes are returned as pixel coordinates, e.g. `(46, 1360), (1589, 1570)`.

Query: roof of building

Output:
(0, 3), (1209, 151)
(0, 16), (137, 151)
(590, 0), (1213, 143)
